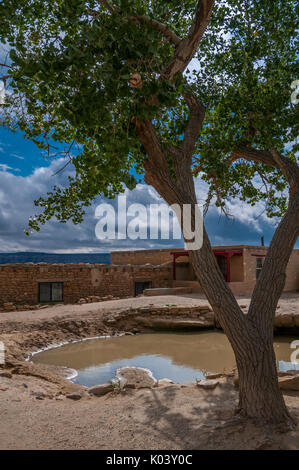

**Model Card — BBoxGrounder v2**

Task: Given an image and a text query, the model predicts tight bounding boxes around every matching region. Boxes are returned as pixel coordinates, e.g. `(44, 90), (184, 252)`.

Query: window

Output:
(256, 258), (263, 280)
(134, 281), (152, 297)
(39, 282), (63, 302)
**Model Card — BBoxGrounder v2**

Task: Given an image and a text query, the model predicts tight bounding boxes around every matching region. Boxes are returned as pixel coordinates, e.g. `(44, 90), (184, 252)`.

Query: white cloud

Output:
(0, 159), (294, 253)
(10, 153), (25, 160)
(0, 163), (20, 172)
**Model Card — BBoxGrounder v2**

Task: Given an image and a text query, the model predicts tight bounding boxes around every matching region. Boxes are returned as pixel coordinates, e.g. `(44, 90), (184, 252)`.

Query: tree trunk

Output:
(146, 171), (297, 429)
(235, 336), (294, 428)
(135, 119), (298, 429)
(188, 237), (295, 429)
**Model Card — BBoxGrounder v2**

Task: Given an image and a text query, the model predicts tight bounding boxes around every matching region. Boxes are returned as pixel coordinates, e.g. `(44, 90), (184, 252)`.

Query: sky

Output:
(1, 27), (296, 255)
(0, 125), (295, 254)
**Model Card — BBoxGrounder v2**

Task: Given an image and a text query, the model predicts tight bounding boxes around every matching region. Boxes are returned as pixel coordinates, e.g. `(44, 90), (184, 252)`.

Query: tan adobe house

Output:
(0, 245), (298, 307)
(111, 245), (299, 296)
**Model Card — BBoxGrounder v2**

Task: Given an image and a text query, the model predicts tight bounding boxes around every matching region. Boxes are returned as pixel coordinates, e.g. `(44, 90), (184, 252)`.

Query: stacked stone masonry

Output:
(0, 263), (172, 306)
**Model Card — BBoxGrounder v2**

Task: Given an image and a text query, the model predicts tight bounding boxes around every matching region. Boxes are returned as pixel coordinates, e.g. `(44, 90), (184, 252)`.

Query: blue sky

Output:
(0, 125), (297, 253)
(0, 126), (68, 176)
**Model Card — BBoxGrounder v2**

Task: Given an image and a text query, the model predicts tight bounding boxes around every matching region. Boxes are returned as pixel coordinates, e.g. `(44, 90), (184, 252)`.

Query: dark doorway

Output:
(39, 282), (63, 302)
(134, 281), (152, 297)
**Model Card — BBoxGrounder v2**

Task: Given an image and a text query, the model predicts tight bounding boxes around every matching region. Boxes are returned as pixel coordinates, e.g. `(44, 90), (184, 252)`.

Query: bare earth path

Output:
(1, 292), (298, 324)
(0, 373), (299, 450)
(0, 293), (298, 450)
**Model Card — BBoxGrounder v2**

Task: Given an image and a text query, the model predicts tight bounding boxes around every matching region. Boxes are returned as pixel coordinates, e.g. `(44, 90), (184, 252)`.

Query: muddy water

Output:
(32, 331), (299, 387)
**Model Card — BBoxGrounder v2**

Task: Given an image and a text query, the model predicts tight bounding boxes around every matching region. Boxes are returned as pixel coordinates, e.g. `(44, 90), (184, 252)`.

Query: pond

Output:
(32, 331), (299, 387)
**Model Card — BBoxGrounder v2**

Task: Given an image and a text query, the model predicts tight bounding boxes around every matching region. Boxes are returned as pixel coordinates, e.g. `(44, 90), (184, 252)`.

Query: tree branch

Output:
(162, 0), (215, 81)
(97, 0), (118, 14)
(88, 7), (181, 47)
(127, 16), (181, 47)
(181, 93), (205, 158)
(230, 144), (299, 195)
(229, 145), (278, 168)
(270, 148), (299, 197)
(133, 118), (169, 176)
(247, 190), (299, 330)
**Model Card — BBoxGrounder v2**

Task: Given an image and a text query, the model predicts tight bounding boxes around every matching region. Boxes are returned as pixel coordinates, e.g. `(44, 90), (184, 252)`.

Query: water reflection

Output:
(32, 331), (299, 387)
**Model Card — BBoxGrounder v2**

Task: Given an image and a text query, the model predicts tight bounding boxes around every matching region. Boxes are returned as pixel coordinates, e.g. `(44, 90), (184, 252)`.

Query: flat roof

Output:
(111, 245), (275, 254)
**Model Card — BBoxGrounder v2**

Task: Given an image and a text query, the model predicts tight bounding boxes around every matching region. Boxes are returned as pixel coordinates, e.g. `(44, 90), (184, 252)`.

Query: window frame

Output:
(256, 258), (263, 280)
(38, 282), (64, 303)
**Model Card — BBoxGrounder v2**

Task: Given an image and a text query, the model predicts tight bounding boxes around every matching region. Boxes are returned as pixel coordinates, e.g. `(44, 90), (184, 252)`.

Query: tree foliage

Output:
(194, 0), (298, 216)
(0, 0), (298, 229)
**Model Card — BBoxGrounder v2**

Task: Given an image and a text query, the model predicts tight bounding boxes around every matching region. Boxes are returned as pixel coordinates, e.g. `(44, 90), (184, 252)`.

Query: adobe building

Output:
(0, 245), (298, 307)
(0, 263), (172, 306)
(111, 245), (299, 296)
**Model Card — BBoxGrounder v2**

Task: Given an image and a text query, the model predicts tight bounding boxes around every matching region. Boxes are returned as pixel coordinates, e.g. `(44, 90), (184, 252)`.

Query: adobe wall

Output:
(285, 249), (299, 291)
(241, 247), (299, 293)
(110, 245), (251, 266)
(0, 263), (172, 306)
(230, 254), (244, 282)
(173, 246), (299, 295)
(111, 248), (185, 266)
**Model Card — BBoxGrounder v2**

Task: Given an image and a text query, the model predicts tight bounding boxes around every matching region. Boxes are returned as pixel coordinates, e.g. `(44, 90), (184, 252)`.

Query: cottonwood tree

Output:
(0, 0), (298, 428)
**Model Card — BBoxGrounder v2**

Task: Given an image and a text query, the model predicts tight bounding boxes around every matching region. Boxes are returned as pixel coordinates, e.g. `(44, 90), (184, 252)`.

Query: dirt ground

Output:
(1, 373), (299, 450)
(1, 291), (298, 324)
(0, 293), (299, 450)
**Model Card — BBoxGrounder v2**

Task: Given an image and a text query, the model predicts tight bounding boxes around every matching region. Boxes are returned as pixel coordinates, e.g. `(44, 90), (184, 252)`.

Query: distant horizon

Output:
(0, 252), (111, 265)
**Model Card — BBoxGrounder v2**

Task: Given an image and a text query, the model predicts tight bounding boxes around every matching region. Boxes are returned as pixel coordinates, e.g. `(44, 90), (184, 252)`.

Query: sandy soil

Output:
(1, 292), (298, 324)
(1, 373), (299, 450)
(0, 293), (299, 450)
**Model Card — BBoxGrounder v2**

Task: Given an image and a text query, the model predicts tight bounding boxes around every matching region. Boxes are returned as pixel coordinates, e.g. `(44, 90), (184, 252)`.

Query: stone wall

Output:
(0, 263), (172, 306)
(111, 245), (252, 266)
(111, 248), (179, 266)
(243, 247), (299, 293)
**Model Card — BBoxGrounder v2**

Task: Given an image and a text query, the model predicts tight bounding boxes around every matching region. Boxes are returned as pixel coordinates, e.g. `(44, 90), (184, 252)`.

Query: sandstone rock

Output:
(157, 378), (174, 386)
(32, 391), (47, 400)
(88, 384), (114, 396)
(278, 371), (292, 377)
(0, 385), (9, 391)
(3, 302), (16, 311)
(0, 371), (12, 378)
(66, 391), (83, 400)
(274, 314), (294, 328)
(278, 370), (299, 378)
(134, 317), (213, 329)
(206, 373), (223, 380)
(116, 366), (157, 389)
(197, 379), (219, 390)
(286, 369), (299, 376)
(55, 395), (65, 401)
(278, 375), (299, 391)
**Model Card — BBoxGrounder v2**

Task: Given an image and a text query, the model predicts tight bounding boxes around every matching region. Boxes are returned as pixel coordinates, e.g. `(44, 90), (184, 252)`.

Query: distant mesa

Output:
(0, 252), (111, 265)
